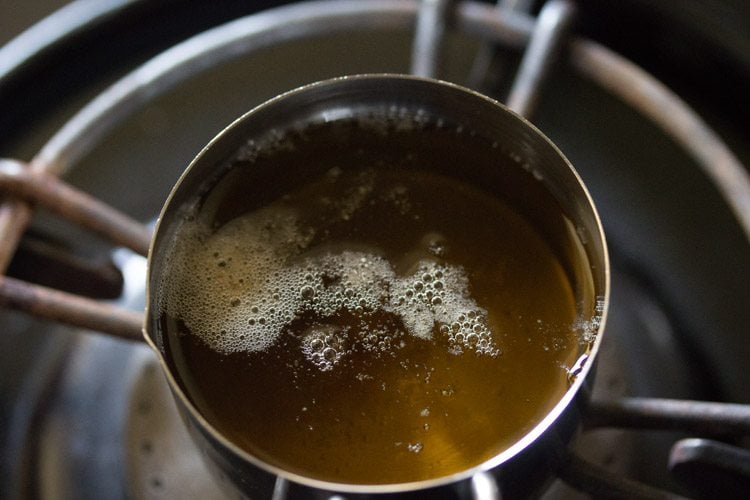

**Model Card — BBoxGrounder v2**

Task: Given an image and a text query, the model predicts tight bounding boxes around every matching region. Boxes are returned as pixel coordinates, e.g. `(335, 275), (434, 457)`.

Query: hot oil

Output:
(159, 117), (589, 485)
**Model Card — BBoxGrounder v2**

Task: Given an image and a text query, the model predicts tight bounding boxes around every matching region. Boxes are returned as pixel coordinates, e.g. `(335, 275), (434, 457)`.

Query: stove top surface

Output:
(1, 1), (748, 498)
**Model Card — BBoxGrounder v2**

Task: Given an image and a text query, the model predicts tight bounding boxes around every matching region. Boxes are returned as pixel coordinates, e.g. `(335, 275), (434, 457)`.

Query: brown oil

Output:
(158, 117), (589, 485)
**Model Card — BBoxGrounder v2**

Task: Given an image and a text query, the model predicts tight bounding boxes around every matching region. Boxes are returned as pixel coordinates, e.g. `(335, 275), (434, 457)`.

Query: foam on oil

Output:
(161, 205), (499, 360)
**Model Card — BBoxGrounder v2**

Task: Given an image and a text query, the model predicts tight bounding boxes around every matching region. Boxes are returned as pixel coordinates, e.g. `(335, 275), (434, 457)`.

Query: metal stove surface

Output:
(1, 1), (748, 499)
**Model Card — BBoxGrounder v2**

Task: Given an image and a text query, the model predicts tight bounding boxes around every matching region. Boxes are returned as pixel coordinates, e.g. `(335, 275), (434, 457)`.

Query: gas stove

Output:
(1, 1), (748, 498)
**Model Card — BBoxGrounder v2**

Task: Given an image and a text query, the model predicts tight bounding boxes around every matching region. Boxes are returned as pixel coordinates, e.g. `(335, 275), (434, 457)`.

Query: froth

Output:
(158, 206), (312, 352)
(159, 207), (500, 363)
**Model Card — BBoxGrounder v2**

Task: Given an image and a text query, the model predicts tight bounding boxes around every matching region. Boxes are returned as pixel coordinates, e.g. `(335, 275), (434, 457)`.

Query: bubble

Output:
(322, 347), (337, 362)
(428, 243), (445, 257)
(407, 442), (423, 453)
(595, 297), (606, 314)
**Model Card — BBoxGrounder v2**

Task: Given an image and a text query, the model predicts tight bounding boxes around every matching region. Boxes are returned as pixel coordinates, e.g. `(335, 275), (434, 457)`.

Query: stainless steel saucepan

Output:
(1, 75), (609, 499)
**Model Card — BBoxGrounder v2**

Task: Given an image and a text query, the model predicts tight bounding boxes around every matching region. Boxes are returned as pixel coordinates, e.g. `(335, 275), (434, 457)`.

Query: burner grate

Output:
(1, 1), (748, 498)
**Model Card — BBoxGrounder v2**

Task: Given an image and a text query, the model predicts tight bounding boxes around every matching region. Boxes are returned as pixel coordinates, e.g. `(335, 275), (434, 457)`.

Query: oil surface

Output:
(159, 118), (585, 485)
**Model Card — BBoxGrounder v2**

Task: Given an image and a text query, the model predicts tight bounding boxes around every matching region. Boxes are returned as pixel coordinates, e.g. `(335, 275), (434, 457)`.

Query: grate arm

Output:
(506, 0), (575, 118)
(411, 0), (452, 78)
(0, 159), (152, 257)
(0, 275), (144, 342)
(586, 397), (750, 436)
